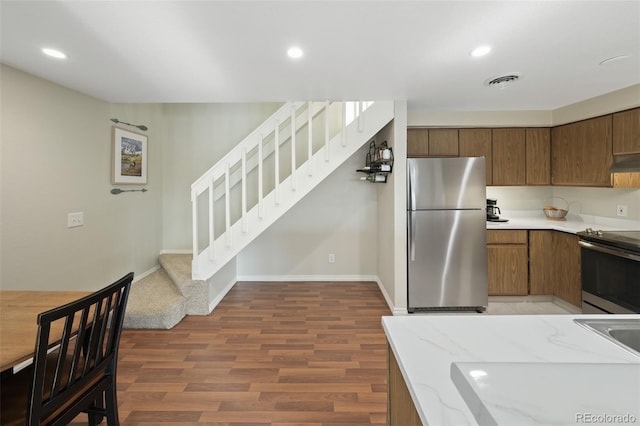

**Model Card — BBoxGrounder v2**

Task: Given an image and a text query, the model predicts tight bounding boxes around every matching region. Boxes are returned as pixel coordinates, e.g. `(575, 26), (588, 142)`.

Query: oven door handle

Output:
(579, 240), (640, 262)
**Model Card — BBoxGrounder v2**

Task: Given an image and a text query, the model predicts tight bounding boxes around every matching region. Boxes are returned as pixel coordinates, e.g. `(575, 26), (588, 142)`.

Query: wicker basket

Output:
(543, 197), (569, 220)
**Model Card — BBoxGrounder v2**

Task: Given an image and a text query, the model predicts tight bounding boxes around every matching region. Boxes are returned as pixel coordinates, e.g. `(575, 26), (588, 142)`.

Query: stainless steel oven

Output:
(577, 229), (640, 314)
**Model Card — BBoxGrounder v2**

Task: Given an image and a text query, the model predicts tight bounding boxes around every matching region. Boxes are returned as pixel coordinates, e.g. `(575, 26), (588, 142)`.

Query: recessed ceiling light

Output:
(470, 45), (491, 58)
(599, 54), (631, 66)
(42, 47), (67, 59)
(287, 46), (304, 59)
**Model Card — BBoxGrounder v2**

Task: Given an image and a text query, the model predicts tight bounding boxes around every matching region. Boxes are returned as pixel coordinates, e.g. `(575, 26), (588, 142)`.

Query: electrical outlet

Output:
(67, 212), (84, 228)
(328, 253), (335, 264)
(617, 205), (628, 217)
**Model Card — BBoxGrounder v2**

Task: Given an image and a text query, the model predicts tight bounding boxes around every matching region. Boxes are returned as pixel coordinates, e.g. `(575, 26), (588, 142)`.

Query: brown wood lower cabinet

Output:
(552, 232), (582, 307)
(488, 229), (581, 307)
(388, 345), (422, 426)
(487, 230), (528, 296)
(521, 230), (582, 308)
(529, 230), (555, 295)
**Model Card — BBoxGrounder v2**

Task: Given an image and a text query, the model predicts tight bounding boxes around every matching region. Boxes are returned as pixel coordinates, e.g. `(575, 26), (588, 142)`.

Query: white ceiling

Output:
(1, 1), (639, 111)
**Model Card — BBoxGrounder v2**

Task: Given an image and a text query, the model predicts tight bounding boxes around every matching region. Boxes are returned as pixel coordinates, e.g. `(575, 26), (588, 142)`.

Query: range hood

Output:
(609, 154), (640, 173)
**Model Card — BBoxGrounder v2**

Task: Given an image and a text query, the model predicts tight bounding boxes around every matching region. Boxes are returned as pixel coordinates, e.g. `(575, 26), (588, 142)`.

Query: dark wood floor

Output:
(110, 281), (391, 425)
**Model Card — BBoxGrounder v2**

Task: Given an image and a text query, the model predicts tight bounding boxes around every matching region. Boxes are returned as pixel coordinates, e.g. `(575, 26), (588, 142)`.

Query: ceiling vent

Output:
(485, 74), (521, 87)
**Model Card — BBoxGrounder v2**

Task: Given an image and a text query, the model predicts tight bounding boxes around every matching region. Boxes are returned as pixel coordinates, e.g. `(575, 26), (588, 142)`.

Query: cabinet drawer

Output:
(487, 230), (527, 244)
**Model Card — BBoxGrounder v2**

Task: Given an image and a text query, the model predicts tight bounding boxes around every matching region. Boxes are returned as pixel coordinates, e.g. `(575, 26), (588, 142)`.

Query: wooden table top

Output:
(0, 290), (89, 373)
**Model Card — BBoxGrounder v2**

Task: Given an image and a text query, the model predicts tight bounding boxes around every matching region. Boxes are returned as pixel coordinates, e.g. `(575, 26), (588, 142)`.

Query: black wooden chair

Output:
(0, 272), (133, 425)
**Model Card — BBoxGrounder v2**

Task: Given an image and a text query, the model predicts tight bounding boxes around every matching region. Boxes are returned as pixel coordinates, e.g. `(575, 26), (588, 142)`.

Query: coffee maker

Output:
(486, 198), (506, 222)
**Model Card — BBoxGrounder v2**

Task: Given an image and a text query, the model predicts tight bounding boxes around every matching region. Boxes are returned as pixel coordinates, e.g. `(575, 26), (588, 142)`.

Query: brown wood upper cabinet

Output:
(459, 129), (492, 185)
(526, 128), (551, 185)
(492, 128), (526, 185)
(551, 115), (613, 187)
(613, 108), (640, 154)
(407, 128), (458, 157)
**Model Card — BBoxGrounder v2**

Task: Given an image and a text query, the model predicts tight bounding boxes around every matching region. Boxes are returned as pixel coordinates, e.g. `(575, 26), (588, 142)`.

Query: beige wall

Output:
(0, 67), (382, 290)
(552, 84), (640, 125)
(161, 103), (282, 250)
(407, 84), (640, 128)
(1, 65), (164, 290)
(375, 101), (408, 313)
(236, 144), (379, 279)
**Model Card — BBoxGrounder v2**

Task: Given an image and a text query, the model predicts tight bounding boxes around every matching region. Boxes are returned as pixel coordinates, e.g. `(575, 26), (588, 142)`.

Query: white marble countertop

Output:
(383, 315), (640, 426)
(485, 210), (640, 233)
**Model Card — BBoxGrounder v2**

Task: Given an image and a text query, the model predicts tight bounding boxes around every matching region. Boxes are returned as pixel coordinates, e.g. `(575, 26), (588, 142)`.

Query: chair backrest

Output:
(27, 272), (133, 425)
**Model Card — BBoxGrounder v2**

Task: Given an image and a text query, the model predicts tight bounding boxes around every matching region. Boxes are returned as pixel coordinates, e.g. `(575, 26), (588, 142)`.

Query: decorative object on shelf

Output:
(110, 118), (148, 131)
(543, 196), (569, 220)
(110, 188), (148, 195)
(357, 140), (394, 183)
(112, 126), (148, 185)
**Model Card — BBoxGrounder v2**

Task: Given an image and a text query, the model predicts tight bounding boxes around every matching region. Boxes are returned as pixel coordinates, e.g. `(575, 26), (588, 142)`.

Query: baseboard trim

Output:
(133, 265), (161, 283)
(553, 296), (582, 314)
(236, 274), (379, 282)
(374, 277), (406, 315)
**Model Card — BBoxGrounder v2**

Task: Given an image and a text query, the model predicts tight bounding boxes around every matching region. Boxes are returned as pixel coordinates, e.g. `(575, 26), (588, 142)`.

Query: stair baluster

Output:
(307, 102), (313, 177)
(291, 106), (297, 191)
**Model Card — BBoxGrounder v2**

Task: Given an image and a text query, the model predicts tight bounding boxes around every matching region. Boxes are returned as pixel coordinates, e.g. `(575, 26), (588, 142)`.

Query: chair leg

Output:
(104, 379), (119, 425)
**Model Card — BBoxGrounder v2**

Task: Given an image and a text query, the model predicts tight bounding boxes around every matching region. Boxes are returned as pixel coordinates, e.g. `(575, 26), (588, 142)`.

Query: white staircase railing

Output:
(190, 100), (394, 280)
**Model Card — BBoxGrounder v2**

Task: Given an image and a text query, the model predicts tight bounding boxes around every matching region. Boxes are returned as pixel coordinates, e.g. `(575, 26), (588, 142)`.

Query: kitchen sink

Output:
(574, 318), (640, 357)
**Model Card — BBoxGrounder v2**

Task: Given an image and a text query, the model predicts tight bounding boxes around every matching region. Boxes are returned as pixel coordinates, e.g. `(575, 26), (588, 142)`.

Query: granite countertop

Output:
(486, 210), (640, 233)
(383, 315), (640, 426)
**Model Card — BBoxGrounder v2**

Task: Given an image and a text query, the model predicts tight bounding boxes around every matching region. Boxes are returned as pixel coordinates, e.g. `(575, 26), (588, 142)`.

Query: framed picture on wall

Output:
(112, 126), (147, 184)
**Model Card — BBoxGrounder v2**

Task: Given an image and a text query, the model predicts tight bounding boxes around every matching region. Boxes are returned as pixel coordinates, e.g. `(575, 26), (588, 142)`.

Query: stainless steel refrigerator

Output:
(407, 157), (488, 313)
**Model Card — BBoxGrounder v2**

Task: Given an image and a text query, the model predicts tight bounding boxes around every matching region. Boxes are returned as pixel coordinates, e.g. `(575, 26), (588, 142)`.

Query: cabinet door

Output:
(428, 129), (459, 156)
(553, 232), (581, 308)
(526, 128), (551, 185)
(551, 124), (580, 184)
(407, 128), (429, 157)
(459, 129), (492, 185)
(552, 116), (612, 187)
(492, 128), (526, 185)
(613, 108), (640, 154)
(529, 231), (554, 295)
(487, 245), (528, 296)
(581, 116), (613, 186)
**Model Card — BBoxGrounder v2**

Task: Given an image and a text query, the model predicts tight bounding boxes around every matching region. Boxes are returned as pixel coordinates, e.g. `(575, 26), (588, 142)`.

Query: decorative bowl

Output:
(543, 207), (568, 219)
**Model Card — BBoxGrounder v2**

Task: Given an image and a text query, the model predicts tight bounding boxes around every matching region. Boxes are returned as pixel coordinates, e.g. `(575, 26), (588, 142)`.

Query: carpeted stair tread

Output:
(159, 253), (209, 315)
(124, 268), (186, 329)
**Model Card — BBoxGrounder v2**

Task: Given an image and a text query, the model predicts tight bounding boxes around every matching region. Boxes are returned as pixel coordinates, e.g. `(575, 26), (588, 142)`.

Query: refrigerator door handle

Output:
(409, 212), (416, 261)
(407, 162), (413, 211)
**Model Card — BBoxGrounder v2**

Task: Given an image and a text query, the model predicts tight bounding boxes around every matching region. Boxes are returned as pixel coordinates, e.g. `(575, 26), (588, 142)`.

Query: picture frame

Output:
(112, 126), (147, 184)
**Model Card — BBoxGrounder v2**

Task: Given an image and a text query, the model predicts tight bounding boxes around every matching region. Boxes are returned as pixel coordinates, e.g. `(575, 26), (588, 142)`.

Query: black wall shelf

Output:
(357, 140), (394, 183)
